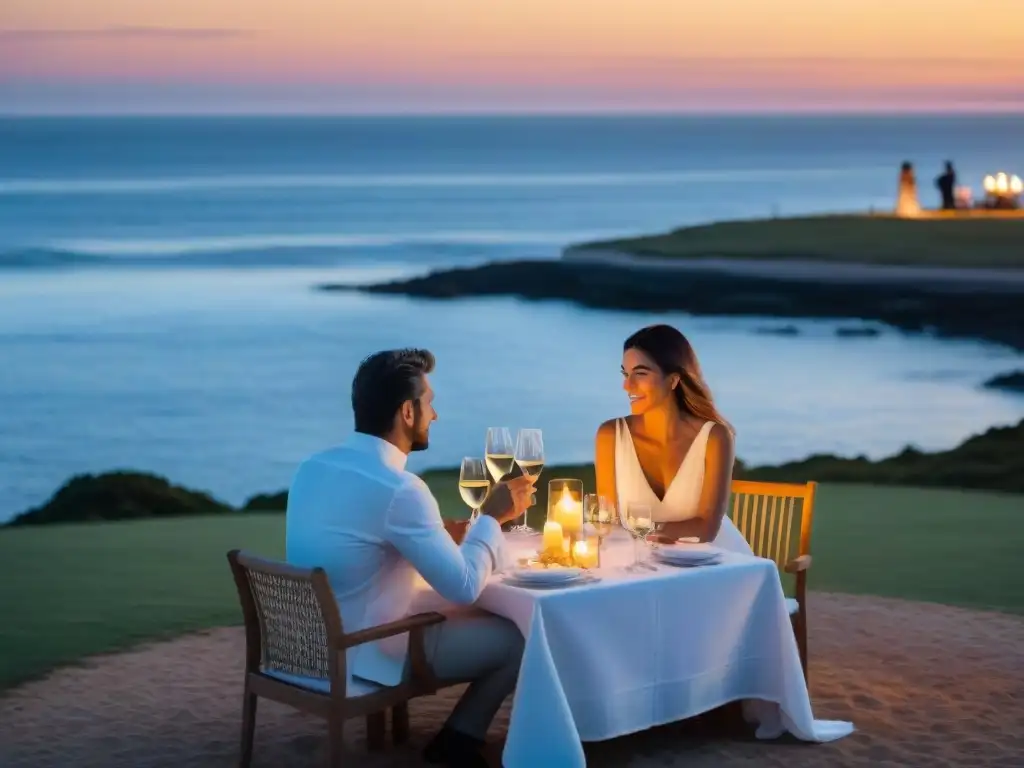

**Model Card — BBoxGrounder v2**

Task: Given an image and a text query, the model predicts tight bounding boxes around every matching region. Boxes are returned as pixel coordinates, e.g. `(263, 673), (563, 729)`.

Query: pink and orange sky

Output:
(2, 0), (1022, 113)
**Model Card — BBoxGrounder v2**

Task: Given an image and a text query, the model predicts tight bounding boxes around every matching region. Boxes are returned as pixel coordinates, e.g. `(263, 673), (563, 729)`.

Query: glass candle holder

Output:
(572, 522), (601, 568)
(548, 478), (584, 539)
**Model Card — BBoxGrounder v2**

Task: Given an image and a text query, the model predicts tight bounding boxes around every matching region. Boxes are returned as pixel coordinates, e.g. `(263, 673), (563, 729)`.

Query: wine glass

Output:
(584, 494), (615, 537)
(458, 457), (489, 524)
(512, 428), (544, 534)
(583, 493), (615, 566)
(622, 502), (656, 572)
(484, 427), (515, 483)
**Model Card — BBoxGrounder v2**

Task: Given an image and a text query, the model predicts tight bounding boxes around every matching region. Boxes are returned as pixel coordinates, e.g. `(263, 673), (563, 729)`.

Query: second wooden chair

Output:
(729, 480), (816, 681)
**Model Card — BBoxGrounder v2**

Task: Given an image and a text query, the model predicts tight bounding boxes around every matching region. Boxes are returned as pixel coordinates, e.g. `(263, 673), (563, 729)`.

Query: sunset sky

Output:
(2, 0), (1022, 113)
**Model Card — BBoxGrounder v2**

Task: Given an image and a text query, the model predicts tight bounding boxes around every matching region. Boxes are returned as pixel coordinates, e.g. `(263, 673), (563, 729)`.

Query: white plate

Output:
(508, 566), (583, 583)
(656, 544), (722, 559)
(503, 573), (599, 590)
(654, 552), (722, 567)
(662, 542), (719, 553)
(655, 555), (722, 566)
(656, 550), (721, 561)
(654, 546), (722, 561)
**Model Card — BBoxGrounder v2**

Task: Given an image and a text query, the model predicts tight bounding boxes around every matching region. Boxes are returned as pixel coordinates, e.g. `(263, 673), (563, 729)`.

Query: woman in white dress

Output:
(594, 324), (753, 554)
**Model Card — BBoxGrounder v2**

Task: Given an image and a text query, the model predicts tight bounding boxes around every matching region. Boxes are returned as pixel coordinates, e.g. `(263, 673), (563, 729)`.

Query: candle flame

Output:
(557, 485), (575, 511)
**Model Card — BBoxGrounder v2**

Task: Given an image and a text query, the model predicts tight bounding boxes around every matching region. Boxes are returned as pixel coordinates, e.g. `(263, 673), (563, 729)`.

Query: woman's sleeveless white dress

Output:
(614, 418), (753, 555)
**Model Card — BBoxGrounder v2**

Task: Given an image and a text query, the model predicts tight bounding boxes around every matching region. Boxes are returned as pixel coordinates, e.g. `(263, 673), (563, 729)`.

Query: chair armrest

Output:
(784, 555), (812, 573)
(342, 612), (447, 648)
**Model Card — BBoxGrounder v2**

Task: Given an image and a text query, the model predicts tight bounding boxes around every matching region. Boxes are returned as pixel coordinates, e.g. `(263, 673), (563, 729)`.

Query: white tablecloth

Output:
(470, 534), (853, 767)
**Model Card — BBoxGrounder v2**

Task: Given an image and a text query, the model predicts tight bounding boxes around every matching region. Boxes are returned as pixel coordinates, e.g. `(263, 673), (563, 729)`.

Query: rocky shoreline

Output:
(323, 257), (1024, 351)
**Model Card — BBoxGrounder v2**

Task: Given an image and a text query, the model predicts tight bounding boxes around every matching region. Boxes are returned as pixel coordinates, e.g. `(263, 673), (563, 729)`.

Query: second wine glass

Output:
(622, 502), (656, 572)
(584, 493), (616, 540)
(484, 427), (515, 483)
(583, 493), (614, 567)
(458, 457), (489, 524)
(511, 428), (544, 535)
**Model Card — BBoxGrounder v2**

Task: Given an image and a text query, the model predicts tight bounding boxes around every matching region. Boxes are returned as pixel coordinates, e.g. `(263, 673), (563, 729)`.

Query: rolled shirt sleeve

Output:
(385, 475), (506, 605)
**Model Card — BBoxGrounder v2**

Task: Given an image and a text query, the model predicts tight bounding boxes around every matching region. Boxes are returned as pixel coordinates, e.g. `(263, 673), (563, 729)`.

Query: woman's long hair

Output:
(624, 324), (733, 433)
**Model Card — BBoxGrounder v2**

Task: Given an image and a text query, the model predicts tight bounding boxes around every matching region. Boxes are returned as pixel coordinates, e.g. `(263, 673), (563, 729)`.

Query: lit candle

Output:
(542, 521), (564, 553)
(572, 539), (598, 568)
(553, 485), (582, 534)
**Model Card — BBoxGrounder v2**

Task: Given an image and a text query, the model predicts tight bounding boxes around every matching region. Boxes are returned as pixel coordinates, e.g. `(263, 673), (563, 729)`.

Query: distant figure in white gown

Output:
(895, 161), (921, 217)
(594, 324), (753, 555)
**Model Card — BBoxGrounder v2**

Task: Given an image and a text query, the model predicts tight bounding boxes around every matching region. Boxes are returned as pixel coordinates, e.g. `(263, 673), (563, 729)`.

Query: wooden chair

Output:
(728, 480), (816, 681)
(227, 549), (448, 768)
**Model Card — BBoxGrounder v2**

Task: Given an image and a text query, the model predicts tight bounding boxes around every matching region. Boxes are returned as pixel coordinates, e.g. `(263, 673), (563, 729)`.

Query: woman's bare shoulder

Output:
(706, 422), (735, 455)
(596, 417), (621, 442)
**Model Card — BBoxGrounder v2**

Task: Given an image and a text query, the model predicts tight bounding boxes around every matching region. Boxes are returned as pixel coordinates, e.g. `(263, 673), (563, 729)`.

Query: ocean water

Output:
(1, 115), (1022, 521)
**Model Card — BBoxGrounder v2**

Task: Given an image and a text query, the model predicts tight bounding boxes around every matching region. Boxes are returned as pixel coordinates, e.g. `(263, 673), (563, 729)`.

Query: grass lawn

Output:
(1, 479), (1021, 692)
(576, 214), (1024, 268)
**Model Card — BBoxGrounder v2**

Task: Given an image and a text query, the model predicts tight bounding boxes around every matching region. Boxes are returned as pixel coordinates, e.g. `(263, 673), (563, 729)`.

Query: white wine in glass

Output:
(458, 457), (489, 522)
(512, 428), (544, 535)
(515, 459), (545, 477)
(458, 480), (489, 509)
(485, 427), (515, 482)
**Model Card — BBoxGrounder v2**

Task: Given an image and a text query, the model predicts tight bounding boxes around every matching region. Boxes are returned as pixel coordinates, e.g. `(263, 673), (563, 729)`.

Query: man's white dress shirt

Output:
(285, 432), (507, 687)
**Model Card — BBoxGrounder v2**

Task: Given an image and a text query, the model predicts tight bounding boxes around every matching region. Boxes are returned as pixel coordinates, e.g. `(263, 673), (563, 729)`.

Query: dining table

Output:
(416, 531), (854, 767)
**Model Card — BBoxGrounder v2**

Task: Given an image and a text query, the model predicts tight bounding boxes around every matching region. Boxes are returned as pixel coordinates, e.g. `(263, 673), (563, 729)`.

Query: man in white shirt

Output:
(286, 348), (535, 768)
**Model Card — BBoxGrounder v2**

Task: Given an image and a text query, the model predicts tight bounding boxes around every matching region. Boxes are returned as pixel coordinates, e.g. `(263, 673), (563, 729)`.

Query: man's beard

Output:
(410, 428), (429, 452)
(409, 408), (429, 452)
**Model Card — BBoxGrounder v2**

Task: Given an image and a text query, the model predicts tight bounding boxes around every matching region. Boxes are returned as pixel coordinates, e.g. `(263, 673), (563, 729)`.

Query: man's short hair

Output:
(351, 348), (435, 437)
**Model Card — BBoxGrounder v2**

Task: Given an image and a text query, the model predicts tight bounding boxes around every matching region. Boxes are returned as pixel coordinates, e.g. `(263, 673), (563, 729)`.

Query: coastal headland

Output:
(323, 214), (1024, 351)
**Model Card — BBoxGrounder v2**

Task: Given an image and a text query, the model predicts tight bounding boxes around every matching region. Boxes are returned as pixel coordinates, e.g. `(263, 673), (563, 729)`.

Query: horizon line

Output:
(3, 106), (1024, 119)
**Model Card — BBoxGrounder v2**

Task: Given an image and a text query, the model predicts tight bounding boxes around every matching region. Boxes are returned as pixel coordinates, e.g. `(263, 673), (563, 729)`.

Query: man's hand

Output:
(443, 519), (471, 545)
(480, 474), (537, 525)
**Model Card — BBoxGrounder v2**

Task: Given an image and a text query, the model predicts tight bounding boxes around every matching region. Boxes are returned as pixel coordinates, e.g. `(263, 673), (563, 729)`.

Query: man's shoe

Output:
(422, 726), (488, 768)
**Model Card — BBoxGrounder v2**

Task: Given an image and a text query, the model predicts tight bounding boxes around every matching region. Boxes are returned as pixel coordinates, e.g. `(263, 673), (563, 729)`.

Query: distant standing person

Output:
(935, 161), (957, 210)
(895, 161), (921, 217)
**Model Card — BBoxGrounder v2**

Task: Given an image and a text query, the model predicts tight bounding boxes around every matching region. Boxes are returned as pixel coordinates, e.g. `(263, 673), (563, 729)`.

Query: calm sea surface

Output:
(1, 115), (1022, 521)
